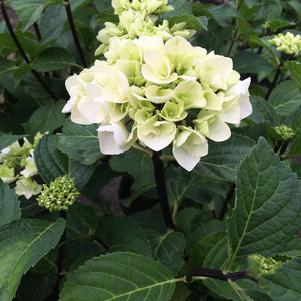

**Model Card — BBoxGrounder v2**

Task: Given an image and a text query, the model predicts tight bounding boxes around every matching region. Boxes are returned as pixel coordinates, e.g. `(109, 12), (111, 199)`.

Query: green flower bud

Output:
(37, 176), (79, 212)
(247, 254), (282, 284)
(274, 125), (295, 140)
(269, 32), (301, 57)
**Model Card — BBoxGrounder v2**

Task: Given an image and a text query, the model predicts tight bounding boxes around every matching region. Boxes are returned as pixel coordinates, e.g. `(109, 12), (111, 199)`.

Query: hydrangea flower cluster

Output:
(37, 176), (79, 211)
(269, 32), (301, 57)
(0, 134), (42, 199)
(63, 0), (252, 171)
(95, 0), (195, 55)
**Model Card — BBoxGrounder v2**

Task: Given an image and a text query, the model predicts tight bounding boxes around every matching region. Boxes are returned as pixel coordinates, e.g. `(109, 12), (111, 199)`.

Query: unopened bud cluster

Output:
(274, 125), (295, 141)
(269, 32), (301, 57)
(37, 176), (79, 211)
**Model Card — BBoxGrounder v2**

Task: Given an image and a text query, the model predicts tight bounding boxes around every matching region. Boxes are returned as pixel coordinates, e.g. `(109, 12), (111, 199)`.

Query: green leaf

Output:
(0, 218), (65, 300)
(153, 231), (186, 275)
(268, 81), (301, 116)
(166, 166), (197, 206)
(249, 96), (279, 125)
(194, 134), (256, 182)
(263, 257), (301, 301)
(98, 216), (152, 256)
(0, 182), (20, 227)
(286, 61), (301, 91)
(60, 252), (177, 301)
(35, 135), (94, 189)
(226, 138), (301, 267)
(168, 15), (208, 31)
(34, 135), (68, 183)
(9, 0), (46, 30)
(0, 132), (23, 150)
(58, 120), (102, 165)
(23, 100), (66, 135)
(234, 51), (273, 79)
(109, 149), (155, 201)
(32, 47), (76, 72)
(0, 57), (17, 79)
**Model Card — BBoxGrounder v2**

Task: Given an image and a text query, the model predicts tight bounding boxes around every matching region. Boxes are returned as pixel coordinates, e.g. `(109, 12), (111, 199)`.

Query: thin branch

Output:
(219, 184), (235, 220)
(188, 268), (249, 282)
(266, 61), (283, 99)
(64, 0), (87, 68)
(1, 0), (58, 100)
(33, 22), (42, 41)
(152, 151), (175, 229)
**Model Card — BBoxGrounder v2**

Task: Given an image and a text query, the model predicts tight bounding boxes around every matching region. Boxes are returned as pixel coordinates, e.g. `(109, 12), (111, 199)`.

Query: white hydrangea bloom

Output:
(63, 0), (252, 171)
(0, 134), (42, 197)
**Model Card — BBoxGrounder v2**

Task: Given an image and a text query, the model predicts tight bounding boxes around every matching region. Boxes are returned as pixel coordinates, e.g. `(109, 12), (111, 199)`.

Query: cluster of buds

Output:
(269, 32), (301, 57)
(0, 134), (42, 199)
(37, 176), (79, 211)
(95, 0), (195, 55)
(247, 254), (282, 284)
(63, 0), (252, 171)
(274, 125), (295, 141)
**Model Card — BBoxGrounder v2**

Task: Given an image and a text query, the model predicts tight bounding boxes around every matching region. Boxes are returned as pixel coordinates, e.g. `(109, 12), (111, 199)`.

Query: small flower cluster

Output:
(274, 124), (295, 141)
(247, 254), (282, 284)
(269, 32), (301, 57)
(95, 0), (195, 55)
(63, 0), (252, 171)
(37, 176), (79, 211)
(0, 134), (42, 199)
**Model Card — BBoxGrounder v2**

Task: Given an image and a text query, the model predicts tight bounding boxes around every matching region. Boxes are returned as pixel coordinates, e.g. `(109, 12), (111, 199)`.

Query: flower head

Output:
(63, 0), (252, 171)
(269, 32), (301, 57)
(37, 176), (79, 211)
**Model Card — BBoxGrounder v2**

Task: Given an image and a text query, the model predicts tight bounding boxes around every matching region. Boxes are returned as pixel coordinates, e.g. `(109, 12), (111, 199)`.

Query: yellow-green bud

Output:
(247, 254), (282, 284)
(269, 32), (301, 57)
(37, 176), (79, 212)
(274, 125), (295, 140)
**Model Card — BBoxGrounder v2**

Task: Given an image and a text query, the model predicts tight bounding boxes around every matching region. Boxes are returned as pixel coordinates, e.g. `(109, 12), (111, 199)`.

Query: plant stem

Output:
(219, 184), (235, 220)
(266, 61), (282, 99)
(1, 0), (58, 100)
(64, 0), (87, 68)
(188, 268), (248, 282)
(53, 211), (66, 298)
(33, 22), (42, 41)
(152, 151), (175, 229)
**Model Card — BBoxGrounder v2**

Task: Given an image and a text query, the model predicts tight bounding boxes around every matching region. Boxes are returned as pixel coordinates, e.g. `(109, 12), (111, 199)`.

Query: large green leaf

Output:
(268, 81), (301, 116)
(34, 135), (68, 183)
(194, 134), (255, 182)
(286, 61), (301, 91)
(58, 120), (102, 165)
(226, 138), (301, 267)
(23, 100), (66, 136)
(97, 216), (152, 256)
(32, 48), (77, 72)
(249, 96), (278, 125)
(0, 132), (23, 150)
(9, 0), (47, 30)
(263, 257), (301, 301)
(60, 252), (177, 301)
(35, 135), (94, 188)
(109, 149), (155, 204)
(153, 231), (186, 275)
(0, 182), (20, 227)
(0, 218), (65, 301)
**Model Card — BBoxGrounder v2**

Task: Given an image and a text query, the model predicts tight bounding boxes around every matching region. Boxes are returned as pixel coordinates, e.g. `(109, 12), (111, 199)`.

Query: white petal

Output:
(220, 102), (241, 124)
(65, 74), (80, 94)
(239, 94), (253, 119)
(173, 147), (201, 171)
(139, 131), (176, 151)
(208, 117), (231, 142)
